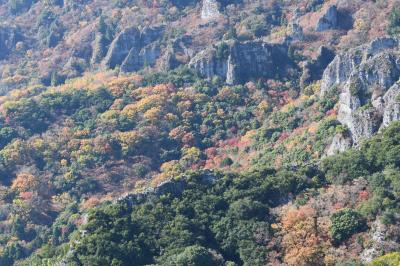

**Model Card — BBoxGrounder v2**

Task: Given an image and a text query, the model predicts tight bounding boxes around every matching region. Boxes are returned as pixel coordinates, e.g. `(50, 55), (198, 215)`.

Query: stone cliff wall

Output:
(189, 40), (291, 84)
(321, 37), (400, 146)
(101, 26), (164, 72)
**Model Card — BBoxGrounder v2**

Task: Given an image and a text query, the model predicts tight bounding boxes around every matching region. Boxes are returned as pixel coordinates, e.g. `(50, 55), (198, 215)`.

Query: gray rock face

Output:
(301, 46), (335, 87)
(102, 26), (164, 71)
(201, 0), (220, 19)
(321, 37), (400, 144)
(189, 40), (291, 84)
(91, 33), (109, 66)
(121, 42), (161, 72)
(382, 83), (400, 127)
(327, 133), (353, 156)
(0, 27), (22, 60)
(316, 5), (338, 32)
(103, 27), (141, 69)
(159, 47), (179, 71)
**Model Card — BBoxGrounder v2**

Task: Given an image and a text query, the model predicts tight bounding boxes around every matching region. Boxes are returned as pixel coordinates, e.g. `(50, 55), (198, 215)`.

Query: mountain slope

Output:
(0, 0), (399, 265)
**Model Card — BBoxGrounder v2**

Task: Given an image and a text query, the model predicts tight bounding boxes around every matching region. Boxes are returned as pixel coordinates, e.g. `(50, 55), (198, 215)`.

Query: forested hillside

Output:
(0, 0), (399, 265)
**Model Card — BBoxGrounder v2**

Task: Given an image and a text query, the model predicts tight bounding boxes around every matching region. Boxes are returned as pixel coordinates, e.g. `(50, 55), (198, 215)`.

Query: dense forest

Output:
(0, 0), (399, 265)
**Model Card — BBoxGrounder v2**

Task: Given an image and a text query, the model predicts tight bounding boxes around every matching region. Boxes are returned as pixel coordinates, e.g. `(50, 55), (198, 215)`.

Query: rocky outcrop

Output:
(382, 84), (400, 127)
(102, 27), (141, 69)
(91, 33), (109, 65)
(301, 46), (335, 87)
(316, 5), (338, 32)
(326, 132), (353, 156)
(117, 171), (217, 207)
(189, 40), (291, 84)
(159, 46), (179, 71)
(201, 0), (220, 20)
(121, 42), (161, 72)
(321, 37), (400, 144)
(102, 26), (164, 72)
(360, 219), (400, 263)
(0, 27), (22, 60)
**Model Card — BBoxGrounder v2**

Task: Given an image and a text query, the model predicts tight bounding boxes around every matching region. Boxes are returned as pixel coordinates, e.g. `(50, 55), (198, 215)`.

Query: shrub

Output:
(220, 157), (233, 167)
(319, 85), (339, 112)
(388, 8), (400, 36)
(164, 245), (221, 266)
(369, 252), (400, 266)
(330, 208), (366, 244)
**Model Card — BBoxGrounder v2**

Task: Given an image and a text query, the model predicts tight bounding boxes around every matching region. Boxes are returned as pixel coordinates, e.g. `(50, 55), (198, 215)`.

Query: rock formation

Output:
(316, 5), (338, 32)
(91, 33), (109, 66)
(301, 45), (335, 87)
(101, 26), (164, 72)
(326, 133), (353, 156)
(201, 0), (220, 20)
(117, 171), (217, 207)
(321, 37), (400, 145)
(189, 40), (291, 84)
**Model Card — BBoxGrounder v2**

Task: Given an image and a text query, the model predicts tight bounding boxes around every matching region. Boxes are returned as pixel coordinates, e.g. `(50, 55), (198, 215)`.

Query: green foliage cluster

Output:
(321, 122), (400, 219)
(388, 7), (400, 36)
(27, 167), (314, 266)
(0, 69), (287, 264)
(319, 85), (339, 113)
(36, 10), (64, 48)
(369, 252), (400, 266)
(330, 208), (366, 244)
(24, 116), (400, 265)
(25, 109), (395, 265)
(6, 69), (400, 266)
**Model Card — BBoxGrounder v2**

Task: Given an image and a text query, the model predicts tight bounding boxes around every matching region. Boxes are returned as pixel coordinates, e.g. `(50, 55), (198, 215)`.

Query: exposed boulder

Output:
(189, 40), (291, 84)
(316, 5), (338, 32)
(102, 26), (164, 71)
(326, 133), (353, 156)
(321, 37), (400, 144)
(201, 0), (221, 20)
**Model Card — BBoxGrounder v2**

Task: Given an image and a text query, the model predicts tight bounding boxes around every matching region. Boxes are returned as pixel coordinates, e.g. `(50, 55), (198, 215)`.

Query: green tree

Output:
(388, 7), (400, 36)
(163, 245), (221, 266)
(11, 215), (26, 239)
(330, 209), (366, 244)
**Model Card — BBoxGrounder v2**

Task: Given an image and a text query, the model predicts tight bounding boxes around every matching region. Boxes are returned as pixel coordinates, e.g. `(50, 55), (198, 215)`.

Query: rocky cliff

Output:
(189, 40), (291, 84)
(316, 5), (338, 32)
(321, 37), (400, 145)
(301, 45), (335, 87)
(101, 26), (164, 72)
